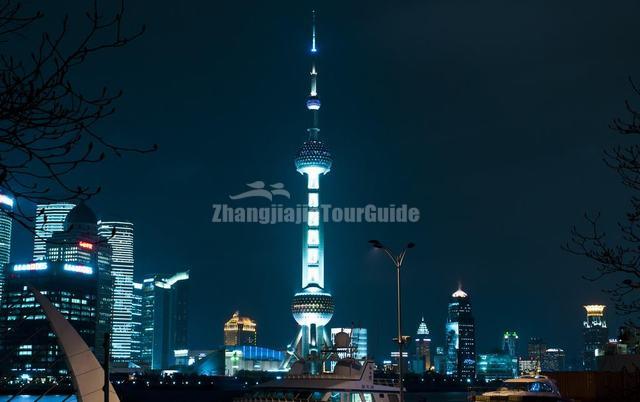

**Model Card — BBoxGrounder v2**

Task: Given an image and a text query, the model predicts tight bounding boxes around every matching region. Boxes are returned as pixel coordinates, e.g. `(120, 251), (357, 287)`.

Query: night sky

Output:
(12, 0), (640, 362)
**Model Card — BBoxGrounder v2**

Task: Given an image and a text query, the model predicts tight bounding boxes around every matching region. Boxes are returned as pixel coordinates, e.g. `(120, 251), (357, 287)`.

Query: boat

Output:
(235, 358), (400, 402)
(473, 375), (572, 401)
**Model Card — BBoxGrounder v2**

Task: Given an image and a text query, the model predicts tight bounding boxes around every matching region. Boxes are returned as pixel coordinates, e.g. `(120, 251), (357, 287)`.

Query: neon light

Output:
(63, 264), (93, 275)
(307, 248), (319, 264)
(14, 262), (48, 272)
(0, 194), (14, 208)
(307, 229), (319, 245)
(78, 241), (93, 250)
(308, 211), (319, 227)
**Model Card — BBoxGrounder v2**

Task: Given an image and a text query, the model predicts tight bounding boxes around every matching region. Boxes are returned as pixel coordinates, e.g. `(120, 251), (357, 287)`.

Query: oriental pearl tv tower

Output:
(283, 10), (334, 373)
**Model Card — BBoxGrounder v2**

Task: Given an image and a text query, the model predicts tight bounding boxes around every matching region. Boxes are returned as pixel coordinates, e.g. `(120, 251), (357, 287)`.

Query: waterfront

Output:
(0, 392), (470, 402)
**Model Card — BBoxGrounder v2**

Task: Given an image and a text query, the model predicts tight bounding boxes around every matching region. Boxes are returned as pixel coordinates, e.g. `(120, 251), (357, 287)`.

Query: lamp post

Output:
(369, 240), (415, 402)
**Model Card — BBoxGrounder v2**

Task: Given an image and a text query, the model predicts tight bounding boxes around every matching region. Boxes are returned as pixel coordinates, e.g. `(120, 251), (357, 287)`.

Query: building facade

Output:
(434, 346), (447, 375)
(285, 11), (335, 373)
(225, 346), (284, 375)
(224, 311), (257, 346)
(503, 331), (519, 357)
(0, 193), (13, 306)
(445, 286), (476, 381)
(0, 259), (109, 378)
(98, 220), (135, 362)
(583, 305), (608, 370)
(477, 353), (518, 381)
(541, 348), (565, 372)
(33, 203), (76, 261)
(139, 271), (189, 370)
(527, 337), (546, 372)
(414, 317), (432, 372)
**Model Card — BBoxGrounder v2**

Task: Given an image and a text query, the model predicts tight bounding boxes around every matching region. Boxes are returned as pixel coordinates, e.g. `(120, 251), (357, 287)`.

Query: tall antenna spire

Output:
(306, 10), (321, 138)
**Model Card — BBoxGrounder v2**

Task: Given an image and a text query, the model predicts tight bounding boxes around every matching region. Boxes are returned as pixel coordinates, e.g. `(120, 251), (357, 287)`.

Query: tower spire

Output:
(306, 10), (321, 139)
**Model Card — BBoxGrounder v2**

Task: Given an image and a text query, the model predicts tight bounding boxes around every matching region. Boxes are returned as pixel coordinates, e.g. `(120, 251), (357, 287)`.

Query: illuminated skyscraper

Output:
(503, 331), (519, 357)
(0, 193), (13, 306)
(32, 203), (75, 261)
(98, 221), (135, 362)
(414, 317), (432, 372)
(445, 286), (476, 381)
(139, 271), (189, 369)
(224, 311), (257, 346)
(284, 11), (334, 373)
(583, 304), (607, 370)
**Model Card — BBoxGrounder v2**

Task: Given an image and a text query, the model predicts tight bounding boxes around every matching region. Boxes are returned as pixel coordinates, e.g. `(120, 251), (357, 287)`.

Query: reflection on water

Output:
(0, 396), (77, 402)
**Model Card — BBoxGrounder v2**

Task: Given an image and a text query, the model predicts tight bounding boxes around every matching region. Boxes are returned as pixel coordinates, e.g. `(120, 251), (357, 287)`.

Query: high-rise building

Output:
(414, 317), (432, 372)
(434, 346), (447, 375)
(541, 348), (565, 372)
(503, 331), (519, 358)
(330, 327), (368, 360)
(98, 220), (134, 362)
(445, 286), (476, 382)
(0, 193), (13, 306)
(139, 271), (189, 370)
(131, 282), (143, 362)
(0, 261), (107, 378)
(583, 304), (608, 370)
(32, 203), (75, 261)
(284, 11), (335, 373)
(224, 311), (257, 346)
(527, 337), (546, 371)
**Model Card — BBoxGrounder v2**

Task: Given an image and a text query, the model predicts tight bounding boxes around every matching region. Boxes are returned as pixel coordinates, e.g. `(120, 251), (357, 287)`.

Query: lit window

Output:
(308, 173), (319, 189)
(308, 193), (319, 207)
(308, 211), (319, 227)
(307, 248), (319, 264)
(307, 230), (319, 245)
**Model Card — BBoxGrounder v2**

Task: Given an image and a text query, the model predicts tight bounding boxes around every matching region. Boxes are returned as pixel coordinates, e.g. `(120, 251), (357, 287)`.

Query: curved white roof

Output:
(452, 288), (468, 298)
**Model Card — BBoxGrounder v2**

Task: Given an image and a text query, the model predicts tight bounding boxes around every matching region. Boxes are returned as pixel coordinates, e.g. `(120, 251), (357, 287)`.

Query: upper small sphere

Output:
(306, 96), (321, 110)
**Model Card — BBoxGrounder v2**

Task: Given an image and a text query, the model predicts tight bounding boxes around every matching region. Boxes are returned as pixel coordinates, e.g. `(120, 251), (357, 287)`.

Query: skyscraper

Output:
(527, 336), (546, 371)
(330, 327), (368, 360)
(32, 203), (76, 261)
(139, 271), (189, 370)
(98, 220), (135, 362)
(44, 203), (113, 362)
(0, 193), (13, 305)
(415, 317), (432, 372)
(445, 286), (476, 382)
(503, 331), (519, 357)
(284, 11), (335, 373)
(131, 282), (143, 362)
(224, 311), (257, 346)
(583, 304), (608, 370)
(541, 348), (566, 372)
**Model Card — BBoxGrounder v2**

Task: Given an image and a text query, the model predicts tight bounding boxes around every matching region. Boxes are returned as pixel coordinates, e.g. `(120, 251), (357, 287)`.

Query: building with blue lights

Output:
(476, 353), (518, 381)
(98, 220), (135, 362)
(412, 317), (432, 373)
(503, 331), (519, 358)
(0, 192), (13, 307)
(0, 259), (107, 378)
(583, 305), (608, 371)
(283, 11), (335, 373)
(225, 346), (285, 375)
(138, 271), (189, 370)
(445, 286), (476, 382)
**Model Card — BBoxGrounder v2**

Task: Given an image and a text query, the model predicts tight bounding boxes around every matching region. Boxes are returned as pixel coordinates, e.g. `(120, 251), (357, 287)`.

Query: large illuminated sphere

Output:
(291, 289), (334, 327)
(295, 140), (332, 174)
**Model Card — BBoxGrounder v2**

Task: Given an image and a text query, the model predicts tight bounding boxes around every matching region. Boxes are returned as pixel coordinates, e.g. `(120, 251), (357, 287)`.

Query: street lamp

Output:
(369, 240), (415, 402)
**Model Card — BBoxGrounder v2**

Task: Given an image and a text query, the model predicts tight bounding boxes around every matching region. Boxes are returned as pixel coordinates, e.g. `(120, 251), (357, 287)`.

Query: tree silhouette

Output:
(0, 0), (155, 230)
(565, 78), (640, 327)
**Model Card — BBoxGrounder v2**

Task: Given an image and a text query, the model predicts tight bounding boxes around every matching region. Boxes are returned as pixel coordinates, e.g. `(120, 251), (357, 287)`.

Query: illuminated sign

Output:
(63, 264), (93, 275)
(78, 241), (94, 250)
(14, 262), (48, 272)
(0, 194), (13, 208)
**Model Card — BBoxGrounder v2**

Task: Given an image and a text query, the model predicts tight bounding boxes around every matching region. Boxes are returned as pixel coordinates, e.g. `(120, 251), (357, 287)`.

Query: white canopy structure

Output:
(31, 287), (120, 402)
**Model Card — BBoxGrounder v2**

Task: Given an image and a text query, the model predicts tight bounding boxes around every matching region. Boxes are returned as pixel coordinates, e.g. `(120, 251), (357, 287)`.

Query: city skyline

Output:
(6, 0), (635, 363)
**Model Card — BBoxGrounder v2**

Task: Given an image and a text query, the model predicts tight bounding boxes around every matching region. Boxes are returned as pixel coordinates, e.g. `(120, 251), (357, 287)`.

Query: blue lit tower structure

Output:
(445, 285), (476, 382)
(285, 11), (334, 372)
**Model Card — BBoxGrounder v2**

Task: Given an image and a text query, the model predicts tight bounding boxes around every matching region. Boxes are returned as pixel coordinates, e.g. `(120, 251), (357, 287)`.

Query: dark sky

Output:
(12, 0), (640, 362)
